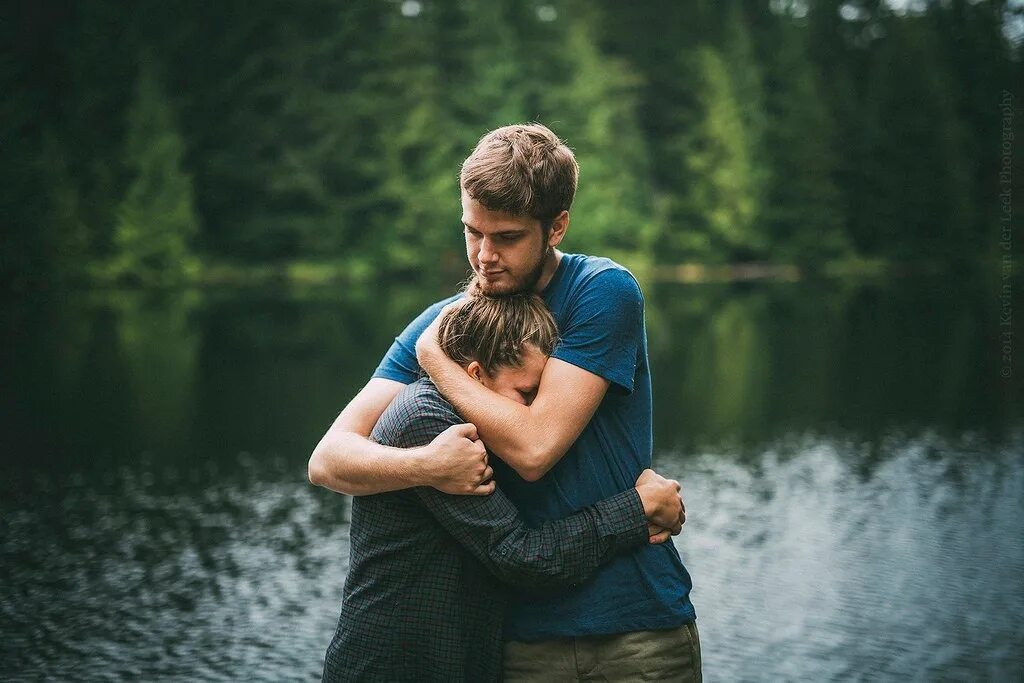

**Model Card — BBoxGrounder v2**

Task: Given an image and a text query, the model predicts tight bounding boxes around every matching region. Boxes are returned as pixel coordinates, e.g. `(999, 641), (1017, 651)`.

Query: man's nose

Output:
(478, 238), (499, 264)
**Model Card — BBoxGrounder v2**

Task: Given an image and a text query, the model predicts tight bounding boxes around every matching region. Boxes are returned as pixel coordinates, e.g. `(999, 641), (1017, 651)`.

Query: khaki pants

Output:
(503, 621), (702, 682)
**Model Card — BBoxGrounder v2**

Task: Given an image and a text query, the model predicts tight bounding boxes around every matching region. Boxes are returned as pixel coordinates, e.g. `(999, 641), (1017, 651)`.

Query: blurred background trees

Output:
(2, 0), (1020, 287)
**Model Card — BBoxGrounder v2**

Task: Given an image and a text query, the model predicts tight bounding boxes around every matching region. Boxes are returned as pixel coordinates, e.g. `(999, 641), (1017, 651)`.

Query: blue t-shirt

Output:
(373, 253), (696, 639)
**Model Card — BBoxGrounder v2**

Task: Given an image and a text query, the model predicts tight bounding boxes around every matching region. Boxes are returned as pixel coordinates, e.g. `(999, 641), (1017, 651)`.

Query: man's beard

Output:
(472, 245), (549, 296)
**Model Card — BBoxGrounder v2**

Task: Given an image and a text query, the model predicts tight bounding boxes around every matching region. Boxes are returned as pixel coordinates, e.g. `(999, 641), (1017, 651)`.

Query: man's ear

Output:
(466, 361), (484, 382)
(547, 210), (569, 248)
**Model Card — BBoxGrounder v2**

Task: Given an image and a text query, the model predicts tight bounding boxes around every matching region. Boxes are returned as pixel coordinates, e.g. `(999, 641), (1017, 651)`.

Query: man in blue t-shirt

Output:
(309, 123), (700, 681)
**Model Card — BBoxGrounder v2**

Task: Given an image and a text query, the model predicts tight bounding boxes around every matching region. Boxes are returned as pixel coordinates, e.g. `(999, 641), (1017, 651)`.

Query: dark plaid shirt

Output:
(322, 378), (647, 682)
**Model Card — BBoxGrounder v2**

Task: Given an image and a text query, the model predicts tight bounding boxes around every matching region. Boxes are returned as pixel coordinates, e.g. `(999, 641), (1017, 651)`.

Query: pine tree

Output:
(755, 5), (849, 266)
(857, 13), (975, 261)
(110, 58), (199, 285)
(662, 45), (764, 263)
(537, 2), (657, 265)
(371, 0), (476, 275)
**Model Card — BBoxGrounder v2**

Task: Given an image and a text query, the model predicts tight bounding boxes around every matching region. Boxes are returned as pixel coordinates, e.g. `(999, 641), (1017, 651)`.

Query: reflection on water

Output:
(1, 280), (1022, 680)
(1, 457), (351, 680)
(659, 433), (1024, 681)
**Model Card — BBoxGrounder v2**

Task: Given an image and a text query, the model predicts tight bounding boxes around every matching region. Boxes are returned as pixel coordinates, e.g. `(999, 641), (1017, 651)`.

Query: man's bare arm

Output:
(307, 378), (494, 496)
(418, 324), (609, 482)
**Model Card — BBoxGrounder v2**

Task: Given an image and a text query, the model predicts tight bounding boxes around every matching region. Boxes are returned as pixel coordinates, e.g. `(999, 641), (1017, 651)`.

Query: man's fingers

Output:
(649, 529), (672, 544)
(470, 480), (496, 496)
(450, 422), (479, 441)
(480, 466), (494, 483)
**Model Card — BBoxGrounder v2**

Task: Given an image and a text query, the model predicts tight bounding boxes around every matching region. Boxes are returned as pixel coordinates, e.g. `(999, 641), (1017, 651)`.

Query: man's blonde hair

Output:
(437, 294), (559, 375)
(460, 123), (579, 228)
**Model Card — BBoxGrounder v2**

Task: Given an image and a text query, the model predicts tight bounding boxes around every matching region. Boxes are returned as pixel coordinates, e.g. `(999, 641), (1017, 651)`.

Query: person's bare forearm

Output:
(423, 358), (540, 464)
(307, 379), (433, 496)
(307, 376), (437, 496)
(308, 430), (430, 496)
(415, 308), (607, 481)
(308, 378), (494, 497)
(423, 353), (564, 481)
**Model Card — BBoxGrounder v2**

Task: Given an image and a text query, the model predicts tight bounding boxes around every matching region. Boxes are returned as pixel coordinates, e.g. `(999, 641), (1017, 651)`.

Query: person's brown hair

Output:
(437, 293), (559, 375)
(460, 123), (579, 228)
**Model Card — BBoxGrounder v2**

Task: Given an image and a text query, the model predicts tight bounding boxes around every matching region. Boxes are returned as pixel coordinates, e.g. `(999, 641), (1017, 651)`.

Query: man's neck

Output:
(534, 249), (563, 294)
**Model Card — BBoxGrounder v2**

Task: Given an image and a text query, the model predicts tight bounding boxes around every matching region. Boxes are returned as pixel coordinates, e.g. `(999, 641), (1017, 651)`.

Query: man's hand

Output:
(634, 469), (685, 544)
(425, 423), (495, 496)
(415, 299), (464, 369)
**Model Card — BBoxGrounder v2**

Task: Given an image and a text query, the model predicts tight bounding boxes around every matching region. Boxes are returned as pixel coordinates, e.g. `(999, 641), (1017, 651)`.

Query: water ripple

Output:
(2, 432), (1022, 681)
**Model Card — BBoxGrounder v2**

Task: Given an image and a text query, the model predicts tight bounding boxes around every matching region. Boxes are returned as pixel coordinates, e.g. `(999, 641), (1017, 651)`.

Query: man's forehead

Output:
(461, 192), (537, 231)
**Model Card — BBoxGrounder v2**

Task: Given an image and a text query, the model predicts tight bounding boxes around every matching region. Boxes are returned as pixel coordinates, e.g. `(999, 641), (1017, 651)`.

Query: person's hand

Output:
(415, 299), (466, 369)
(634, 469), (685, 542)
(647, 523), (672, 545)
(425, 423), (494, 496)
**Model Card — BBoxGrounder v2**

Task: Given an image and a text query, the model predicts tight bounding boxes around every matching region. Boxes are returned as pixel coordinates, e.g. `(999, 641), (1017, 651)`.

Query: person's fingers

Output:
(480, 466), (494, 483)
(450, 422), (479, 441)
(470, 480), (496, 496)
(649, 529), (672, 544)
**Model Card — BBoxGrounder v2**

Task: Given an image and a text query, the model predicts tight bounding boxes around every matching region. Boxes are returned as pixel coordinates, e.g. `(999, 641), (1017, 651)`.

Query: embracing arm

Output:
(419, 484), (644, 590)
(418, 471), (684, 589)
(417, 353), (607, 482)
(406, 403), (684, 589)
(417, 267), (644, 482)
(307, 378), (493, 496)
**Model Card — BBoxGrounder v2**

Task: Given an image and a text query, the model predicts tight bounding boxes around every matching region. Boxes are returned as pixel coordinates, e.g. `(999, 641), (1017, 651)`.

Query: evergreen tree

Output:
(537, 2), (657, 265)
(371, 0), (471, 278)
(109, 58), (199, 285)
(857, 13), (975, 261)
(662, 45), (764, 263)
(723, 1), (770, 231)
(754, 4), (849, 266)
(3, 0), (1017, 283)
(935, 0), (1017, 257)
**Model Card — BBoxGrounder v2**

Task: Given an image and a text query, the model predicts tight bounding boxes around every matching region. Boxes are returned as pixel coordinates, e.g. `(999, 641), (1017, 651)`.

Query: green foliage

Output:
(540, 4), (657, 265)
(2, 0), (1018, 287)
(755, 5), (849, 266)
(857, 14), (975, 261)
(661, 45), (763, 263)
(107, 60), (199, 286)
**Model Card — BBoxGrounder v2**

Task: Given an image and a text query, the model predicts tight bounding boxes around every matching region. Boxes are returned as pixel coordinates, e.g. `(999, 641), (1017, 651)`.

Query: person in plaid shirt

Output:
(321, 294), (684, 682)
(311, 123), (700, 681)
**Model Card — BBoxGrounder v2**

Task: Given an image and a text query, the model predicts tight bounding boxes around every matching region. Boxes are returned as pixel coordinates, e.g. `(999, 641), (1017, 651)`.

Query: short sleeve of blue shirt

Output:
(372, 294), (463, 384)
(549, 267), (643, 395)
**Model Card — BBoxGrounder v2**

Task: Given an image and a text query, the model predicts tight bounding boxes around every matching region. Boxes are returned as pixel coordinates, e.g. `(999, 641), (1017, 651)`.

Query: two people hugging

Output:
(309, 123), (700, 682)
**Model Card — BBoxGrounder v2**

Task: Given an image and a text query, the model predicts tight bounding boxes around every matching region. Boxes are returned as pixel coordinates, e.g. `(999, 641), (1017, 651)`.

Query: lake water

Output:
(1, 277), (1021, 681)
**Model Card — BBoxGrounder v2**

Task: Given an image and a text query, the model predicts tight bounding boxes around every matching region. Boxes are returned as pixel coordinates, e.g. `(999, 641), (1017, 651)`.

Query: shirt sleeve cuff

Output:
(592, 487), (649, 552)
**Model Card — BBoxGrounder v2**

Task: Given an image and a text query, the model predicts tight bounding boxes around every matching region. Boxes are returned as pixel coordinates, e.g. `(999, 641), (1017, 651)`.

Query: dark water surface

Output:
(2, 278), (1022, 681)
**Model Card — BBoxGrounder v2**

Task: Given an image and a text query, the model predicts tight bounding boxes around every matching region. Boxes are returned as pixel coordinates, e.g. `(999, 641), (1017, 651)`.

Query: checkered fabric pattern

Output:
(322, 378), (647, 682)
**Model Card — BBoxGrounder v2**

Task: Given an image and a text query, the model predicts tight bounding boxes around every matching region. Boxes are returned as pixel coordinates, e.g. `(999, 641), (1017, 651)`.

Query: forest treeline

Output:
(3, 0), (1021, 287)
